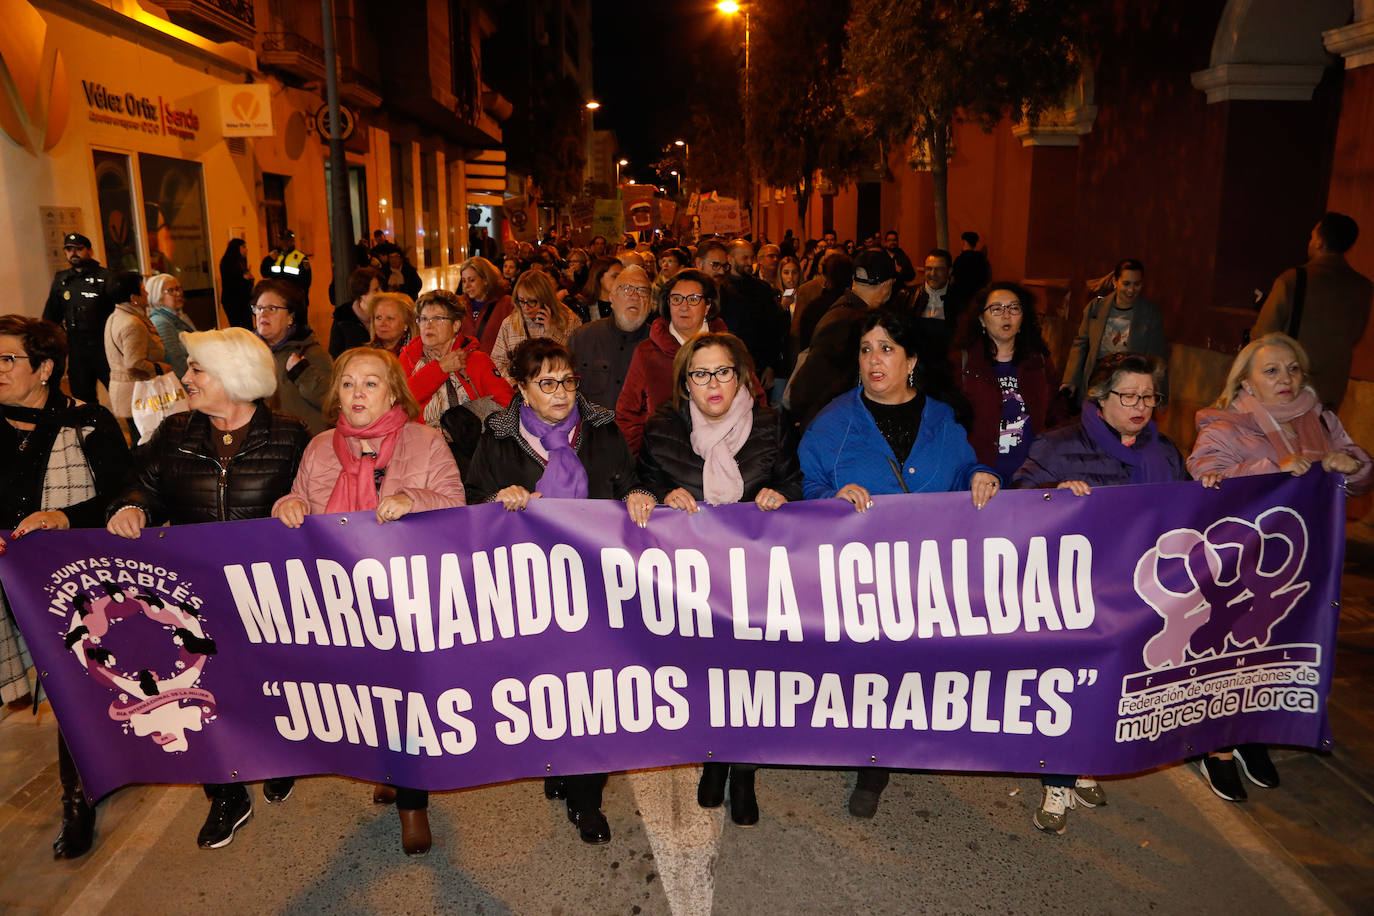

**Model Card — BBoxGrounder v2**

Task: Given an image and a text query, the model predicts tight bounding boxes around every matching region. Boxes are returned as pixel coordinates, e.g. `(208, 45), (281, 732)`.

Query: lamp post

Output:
(674, 139), (690, 192)
(616, 158), (628, 192)
(717, 2), (753, 231)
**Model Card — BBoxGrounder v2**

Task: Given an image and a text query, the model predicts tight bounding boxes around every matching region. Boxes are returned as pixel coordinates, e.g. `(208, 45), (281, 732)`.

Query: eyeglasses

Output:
(1111, 391), (1161, 408)
(687, 366), (737, 386)
(616, 284), (651, 299)
(0, 353), (31, 370)
(669, 293), (706, 307)
(533, 376), (581, 393)
(514, 296), (543, 309)
(984, 302), (1022, 317)
(703, 259), (728, 271)
(251, 304), (289, 315)
(417, 314), (454, 325)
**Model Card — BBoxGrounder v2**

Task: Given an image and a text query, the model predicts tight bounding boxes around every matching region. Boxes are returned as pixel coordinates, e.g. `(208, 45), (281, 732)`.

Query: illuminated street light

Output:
(717, 1), (740, 13)
(585, 100), (601, 110)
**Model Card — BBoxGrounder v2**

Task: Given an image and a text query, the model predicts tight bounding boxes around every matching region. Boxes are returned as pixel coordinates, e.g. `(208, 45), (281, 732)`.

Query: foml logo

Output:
(0, 0), (69, 154)
(230, 90), (260, 122)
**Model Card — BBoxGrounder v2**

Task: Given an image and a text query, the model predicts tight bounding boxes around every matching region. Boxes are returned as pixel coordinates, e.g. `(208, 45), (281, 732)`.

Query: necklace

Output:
(222, 431), (235, 445)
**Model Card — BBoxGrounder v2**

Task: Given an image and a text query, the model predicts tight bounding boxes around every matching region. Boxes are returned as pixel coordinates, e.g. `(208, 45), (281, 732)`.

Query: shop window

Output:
(263, 173), (289, 251)
(92, 150), (141, 272)
(140, 153), (215, 330)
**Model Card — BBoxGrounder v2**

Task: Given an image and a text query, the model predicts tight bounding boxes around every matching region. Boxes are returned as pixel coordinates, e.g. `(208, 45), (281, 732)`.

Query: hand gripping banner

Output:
(0, 472), (1345, 800)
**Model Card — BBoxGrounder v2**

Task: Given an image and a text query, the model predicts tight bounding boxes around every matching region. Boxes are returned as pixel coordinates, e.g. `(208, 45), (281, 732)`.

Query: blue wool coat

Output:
(1012, 417), (1187, 489)
(799, 387), (988, 499)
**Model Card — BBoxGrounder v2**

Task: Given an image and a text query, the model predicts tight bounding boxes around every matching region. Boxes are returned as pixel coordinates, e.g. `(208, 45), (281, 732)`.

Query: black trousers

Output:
(67, 346), (109, 406)
(565, 772), (608, 812)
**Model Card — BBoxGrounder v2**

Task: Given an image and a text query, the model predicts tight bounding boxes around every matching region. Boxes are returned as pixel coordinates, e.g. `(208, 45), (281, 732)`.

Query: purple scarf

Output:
(1082, 404), (1176, 484)
(520, 401), (588, 498)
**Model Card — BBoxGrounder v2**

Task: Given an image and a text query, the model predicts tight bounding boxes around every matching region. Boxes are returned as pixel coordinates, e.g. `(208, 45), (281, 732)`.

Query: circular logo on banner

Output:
(313, 103), (356, 142)
(54, 564), (218, 754)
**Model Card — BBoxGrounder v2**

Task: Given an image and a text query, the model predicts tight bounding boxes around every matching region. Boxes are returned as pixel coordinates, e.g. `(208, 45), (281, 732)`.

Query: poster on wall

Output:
(92, 151), (141, 272)
(39, 206), (84, 276)
(139, 153), (215, 328)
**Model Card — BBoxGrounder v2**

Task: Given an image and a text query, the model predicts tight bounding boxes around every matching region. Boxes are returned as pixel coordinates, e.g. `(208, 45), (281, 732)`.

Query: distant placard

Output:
(698, 197), (744, 236)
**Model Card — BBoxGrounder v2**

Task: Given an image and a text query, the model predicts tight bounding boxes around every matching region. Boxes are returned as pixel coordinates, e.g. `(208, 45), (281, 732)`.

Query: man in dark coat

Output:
(42, 233), (114, 404)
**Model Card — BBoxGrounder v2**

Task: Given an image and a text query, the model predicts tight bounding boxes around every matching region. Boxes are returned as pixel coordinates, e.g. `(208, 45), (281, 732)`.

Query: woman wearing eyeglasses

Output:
(465, 338), (654, 846)
(637, 331), (802, 827)
(251, 279), (334, 435)
(616, 268), (728, 455)
(954, 283), (1068, 480)
(401, 290), (512, 429)
(1012, 350), (1187, 836)
(490, 270), (582, 378)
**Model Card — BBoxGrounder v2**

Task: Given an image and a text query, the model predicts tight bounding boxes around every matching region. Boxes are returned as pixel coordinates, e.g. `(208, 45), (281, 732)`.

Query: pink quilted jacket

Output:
(274, 421), (465, 514)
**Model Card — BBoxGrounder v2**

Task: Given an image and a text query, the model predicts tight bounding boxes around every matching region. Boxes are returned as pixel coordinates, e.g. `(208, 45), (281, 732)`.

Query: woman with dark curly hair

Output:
(953, 282), (1069, 479)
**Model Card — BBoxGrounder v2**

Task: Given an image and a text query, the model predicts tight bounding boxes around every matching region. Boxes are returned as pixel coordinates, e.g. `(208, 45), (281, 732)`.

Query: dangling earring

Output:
(907, 366), (917, 390)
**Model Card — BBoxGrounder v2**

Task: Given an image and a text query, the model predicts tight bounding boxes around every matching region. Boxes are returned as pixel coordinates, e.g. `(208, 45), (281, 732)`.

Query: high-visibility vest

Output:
(271, 249), (307, 276)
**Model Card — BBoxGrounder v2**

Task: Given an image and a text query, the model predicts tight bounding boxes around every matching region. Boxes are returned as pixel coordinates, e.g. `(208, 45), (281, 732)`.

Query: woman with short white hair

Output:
(107, 326), (310, 851)
(146, 272), (196, 376)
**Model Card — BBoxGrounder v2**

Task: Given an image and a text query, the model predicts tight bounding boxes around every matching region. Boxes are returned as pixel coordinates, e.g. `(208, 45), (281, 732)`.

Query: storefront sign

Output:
(0, 473), (1343, 800)
(219, 84), (273, 137)
(81, 80), (200, 140)
(312, 102), (356, 142)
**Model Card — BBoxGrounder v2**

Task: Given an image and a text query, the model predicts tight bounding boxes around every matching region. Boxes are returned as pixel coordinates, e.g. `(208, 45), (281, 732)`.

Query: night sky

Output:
(590, 0), (741, 185)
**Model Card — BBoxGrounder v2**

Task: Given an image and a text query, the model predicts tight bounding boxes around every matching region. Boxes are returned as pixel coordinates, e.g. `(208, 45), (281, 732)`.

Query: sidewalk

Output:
(0, 529), (1371, 914)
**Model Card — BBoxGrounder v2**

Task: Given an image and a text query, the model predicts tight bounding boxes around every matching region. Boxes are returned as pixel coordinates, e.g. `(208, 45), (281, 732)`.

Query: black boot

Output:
(697, 762), (728, 808)
(848, 767), (890, 818)
(53, 732), (94, 859)
(53, 787), (95, 859)
(728, 767), (759, 826)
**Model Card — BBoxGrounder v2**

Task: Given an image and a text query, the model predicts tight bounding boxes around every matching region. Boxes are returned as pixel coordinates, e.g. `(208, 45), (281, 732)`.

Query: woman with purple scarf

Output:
(1186, 332), (1369, 803)
(637, 332), (803, 827)
(465, 338), (654, 844)
(1013, 351), (1187, 835)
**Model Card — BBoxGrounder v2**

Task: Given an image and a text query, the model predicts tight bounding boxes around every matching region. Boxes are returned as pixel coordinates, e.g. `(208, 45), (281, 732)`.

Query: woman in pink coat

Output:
(272, 346), (463, 857)
(1187, 331), (1370, 802)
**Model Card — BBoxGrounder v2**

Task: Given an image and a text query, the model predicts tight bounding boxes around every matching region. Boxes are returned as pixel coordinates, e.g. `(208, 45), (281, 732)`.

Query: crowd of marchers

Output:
(1, 210), (1370, 859)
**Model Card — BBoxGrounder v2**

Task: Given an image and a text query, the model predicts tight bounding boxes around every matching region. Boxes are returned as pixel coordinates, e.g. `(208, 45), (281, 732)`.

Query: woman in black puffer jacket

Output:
(107, 327), (308, 851)
(637, 332), (802, 828)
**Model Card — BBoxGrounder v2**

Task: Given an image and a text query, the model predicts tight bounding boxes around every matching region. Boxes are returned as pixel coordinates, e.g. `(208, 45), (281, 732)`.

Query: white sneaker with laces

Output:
(1033, 785), (1074, 835)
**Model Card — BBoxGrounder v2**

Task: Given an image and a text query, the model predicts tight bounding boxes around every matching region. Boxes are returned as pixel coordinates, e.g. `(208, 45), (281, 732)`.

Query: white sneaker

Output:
(1033, 785), (1074, 835)
(1073, 776), (1107, 808)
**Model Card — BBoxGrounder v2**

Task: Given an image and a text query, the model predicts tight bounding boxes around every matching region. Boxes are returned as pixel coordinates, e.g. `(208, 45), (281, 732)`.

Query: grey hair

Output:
(144, 273), (178, 309)
(181, 328), (278, 403)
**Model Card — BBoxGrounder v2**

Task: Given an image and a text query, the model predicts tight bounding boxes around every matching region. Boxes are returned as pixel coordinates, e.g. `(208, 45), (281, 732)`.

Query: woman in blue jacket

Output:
(798, 309), (999, 818)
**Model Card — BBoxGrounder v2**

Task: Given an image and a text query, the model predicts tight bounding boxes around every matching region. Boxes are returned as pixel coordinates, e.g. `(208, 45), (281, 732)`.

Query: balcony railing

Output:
(161, 0), (255, 44)
(339, 66), (382, 109)
(259, 32), (326, 82)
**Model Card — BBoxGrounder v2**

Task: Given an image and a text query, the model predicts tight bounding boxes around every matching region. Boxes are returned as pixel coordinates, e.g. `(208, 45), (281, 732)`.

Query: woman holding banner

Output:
(0, 315), (130, 859)
(799, 308), (999, 819)
(638, 331), (802, 827)
(272, 347), (463, 856)
(106, 327), (309, 851)
(1013, 351), (1186, 834)
(466, 338), (654, 845)
(1186, 333), (1370, 802)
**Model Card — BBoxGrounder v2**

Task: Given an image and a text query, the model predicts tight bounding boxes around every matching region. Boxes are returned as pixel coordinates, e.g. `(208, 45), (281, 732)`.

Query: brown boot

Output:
(373, 784), (398, 805)
(398, 807), (431, 856)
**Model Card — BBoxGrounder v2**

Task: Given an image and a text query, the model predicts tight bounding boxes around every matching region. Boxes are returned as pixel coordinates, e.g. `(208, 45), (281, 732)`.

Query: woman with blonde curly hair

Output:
(367, 291), (418, 355)
(490, 270), (582, 377)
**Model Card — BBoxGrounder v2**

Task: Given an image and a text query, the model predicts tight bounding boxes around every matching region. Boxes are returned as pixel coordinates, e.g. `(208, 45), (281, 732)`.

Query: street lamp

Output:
(717, 2), (753, 225)
(670, 169), (680, 195)
(674, 139), (690, 191)
(585, 100), (600, 110)
(616, 158), (628, 187)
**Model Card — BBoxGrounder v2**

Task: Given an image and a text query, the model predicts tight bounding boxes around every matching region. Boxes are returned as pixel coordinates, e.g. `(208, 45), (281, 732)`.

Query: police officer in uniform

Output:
(267, 229), (312, 293)
(42, 233), (114, 403)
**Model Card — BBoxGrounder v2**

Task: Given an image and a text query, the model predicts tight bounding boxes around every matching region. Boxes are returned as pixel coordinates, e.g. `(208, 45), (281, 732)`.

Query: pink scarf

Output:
(1234, 388), (1328, 461)
(325, 405), (409, 513)
(689, 389), (754, 506)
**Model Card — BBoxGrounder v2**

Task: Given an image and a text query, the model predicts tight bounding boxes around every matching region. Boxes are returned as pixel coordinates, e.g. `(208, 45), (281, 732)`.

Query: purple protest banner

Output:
(0, 471), (1344, 800)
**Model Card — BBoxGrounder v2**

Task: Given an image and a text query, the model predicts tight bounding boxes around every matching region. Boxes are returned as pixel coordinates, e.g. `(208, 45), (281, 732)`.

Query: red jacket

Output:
(401, 334), (513, 417)
(470, 294), (514, 355)
(953, 345), (1067, 467)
